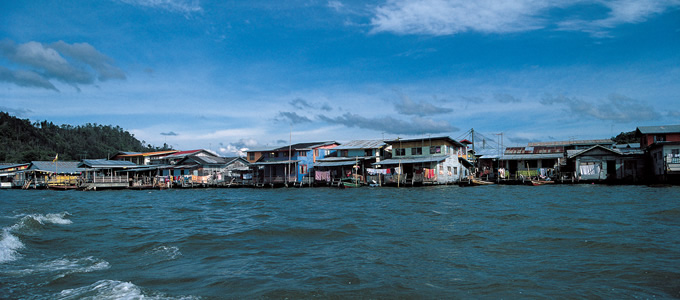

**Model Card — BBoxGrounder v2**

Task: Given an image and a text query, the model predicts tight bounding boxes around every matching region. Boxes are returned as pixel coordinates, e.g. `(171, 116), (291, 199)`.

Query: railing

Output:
(83, 176), (128, 184)
(253, 175), (298, 184)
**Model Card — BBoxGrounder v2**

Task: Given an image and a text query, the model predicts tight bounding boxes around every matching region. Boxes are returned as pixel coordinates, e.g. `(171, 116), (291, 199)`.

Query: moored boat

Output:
(459, 178), (495, 187)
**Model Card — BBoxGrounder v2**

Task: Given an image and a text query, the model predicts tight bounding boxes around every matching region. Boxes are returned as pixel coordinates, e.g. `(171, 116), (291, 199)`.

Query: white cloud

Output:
(370, 0), (552, 35)
(540, 93), (661, 123)
(118, 0), (202, 14)
(318, 112), (458, 135)
(328, 1), (344, 12)
(370, 0), (680, 36)
(394, 93), (452, 116)
(557, 0), (680, 36)
(0, 40), (125, 91)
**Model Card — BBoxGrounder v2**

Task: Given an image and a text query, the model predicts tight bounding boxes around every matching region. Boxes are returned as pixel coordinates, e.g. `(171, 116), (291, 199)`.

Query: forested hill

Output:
(0, 111), (168, 163)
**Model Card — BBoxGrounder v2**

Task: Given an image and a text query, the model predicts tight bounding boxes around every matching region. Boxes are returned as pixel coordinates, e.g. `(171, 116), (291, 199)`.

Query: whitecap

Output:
(57, 280), (146, 300)
(57, 280), (201, 300)
(44, 257), (111, 279)
(10, 256), (110, 279)
(0, 227), (24, 263)
(147, 245), (182, 261)
(28, 212), (73, 225)
(0, 212), (72, 263)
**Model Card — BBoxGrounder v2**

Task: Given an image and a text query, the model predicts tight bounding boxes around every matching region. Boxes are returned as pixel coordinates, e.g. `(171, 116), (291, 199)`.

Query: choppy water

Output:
(1, 185), (679, 299)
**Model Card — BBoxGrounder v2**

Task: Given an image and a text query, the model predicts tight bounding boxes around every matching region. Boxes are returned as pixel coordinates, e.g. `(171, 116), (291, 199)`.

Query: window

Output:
(454, 167), (458, 175)
(654, 135), (666, 142)
(411, 147), (422, 155)
(673, 149), (680, 155)
(341, 150), (348, 157)
(298, 151), (307, 157)
(248, 152), (255, 160)
(365, 149), (373, 156)
(300, 164), (307, 174)
(395, 148), (405, 156)
(430, 146), (441, 154)
(269, 152), (275, 158)
(314, 149), (319, 157)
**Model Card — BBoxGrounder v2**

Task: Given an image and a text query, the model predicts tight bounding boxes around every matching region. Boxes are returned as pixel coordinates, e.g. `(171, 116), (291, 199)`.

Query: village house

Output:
(372, 136), (469, 185)
(0, 163), (30, 188)
(566, 144), (645, 183)
(498, 139), (615, 181)
(247, 141), (339, 186)
(314, 139), (390, 185)
(110, 150), (179, 165)
(637, 125), (680, 183)
(170, 155), (250, 186)
(78, 159), (140, 190)
(150, 149), (219, 165)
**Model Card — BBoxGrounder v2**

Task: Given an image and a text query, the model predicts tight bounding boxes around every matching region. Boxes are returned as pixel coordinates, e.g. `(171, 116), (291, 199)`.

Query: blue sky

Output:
(2, 0), (679, 156)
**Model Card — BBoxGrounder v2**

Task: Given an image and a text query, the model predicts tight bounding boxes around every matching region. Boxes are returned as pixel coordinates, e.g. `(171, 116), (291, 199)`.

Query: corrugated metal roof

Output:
(251, 160), (300, 166)
(79, 159), (139, 169)
(499, 153), (564, 160)
(0, 163), (30, 171)
(529, 139), (614, 146)
(126, 165), (167, 172)
(372, 155), (449, 165)
(334, 140), (386, 150)
(29, 161), (85, 174)
(316, 160), (360, 167)
(505, 146), (565, 154)
(272, 141), (338, 151)
(317, 157), (374, 162)
(637, 125), (680, 134)
(613, 143), (641, 149)
(567, 145), (623, 158)
(384, 136), (464, 147)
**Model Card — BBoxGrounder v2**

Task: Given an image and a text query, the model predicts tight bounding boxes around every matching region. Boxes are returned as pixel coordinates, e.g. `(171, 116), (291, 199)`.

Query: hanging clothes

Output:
(315, 171), (331, 182)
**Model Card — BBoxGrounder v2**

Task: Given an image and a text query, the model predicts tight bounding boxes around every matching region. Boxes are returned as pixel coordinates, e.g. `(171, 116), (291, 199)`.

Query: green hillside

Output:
(0, 111), (169, 163)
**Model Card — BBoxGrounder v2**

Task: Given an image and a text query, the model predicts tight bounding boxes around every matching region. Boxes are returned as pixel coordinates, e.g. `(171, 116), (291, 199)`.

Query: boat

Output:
(528, 180), (555, 186)
(459, 178), (495, 187)
(339, 178), (361, 188)
(524, 163), (555, 186)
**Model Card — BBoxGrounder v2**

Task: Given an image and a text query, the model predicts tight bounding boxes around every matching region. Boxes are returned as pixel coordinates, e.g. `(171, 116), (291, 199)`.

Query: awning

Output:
(373, 155), (448, 166)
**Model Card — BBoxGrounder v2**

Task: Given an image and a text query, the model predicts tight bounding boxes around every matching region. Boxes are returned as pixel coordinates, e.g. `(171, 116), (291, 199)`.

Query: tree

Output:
(612, 130), (638, 144)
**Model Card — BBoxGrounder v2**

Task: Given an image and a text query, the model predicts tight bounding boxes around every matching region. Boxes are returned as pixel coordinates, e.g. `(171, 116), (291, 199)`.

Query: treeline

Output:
(0, 111), (170, 163)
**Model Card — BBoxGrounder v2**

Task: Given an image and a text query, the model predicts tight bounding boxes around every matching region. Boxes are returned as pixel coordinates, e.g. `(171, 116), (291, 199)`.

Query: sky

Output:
(2, 0), (680, 156)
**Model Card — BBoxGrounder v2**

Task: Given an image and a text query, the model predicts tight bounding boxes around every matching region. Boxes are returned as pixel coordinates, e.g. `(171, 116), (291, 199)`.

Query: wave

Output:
(56, 280), (200, 300)
(0, 212), (72, 263)
(7, 256), (110, 280)
(147, 245), (183, 261)
(0, 227), (24, 263)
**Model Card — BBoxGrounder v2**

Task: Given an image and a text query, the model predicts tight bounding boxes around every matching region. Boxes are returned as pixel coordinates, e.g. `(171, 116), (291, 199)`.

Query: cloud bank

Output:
(541, 93), (661, 123)
(394, 94), (452, 116)
(0, 40), (125, 91)
(370, 0), (680, 36)
(318, 113), (458, 135)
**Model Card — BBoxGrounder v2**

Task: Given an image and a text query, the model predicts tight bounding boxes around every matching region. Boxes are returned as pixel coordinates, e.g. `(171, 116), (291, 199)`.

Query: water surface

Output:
(1, 185), (679, 298)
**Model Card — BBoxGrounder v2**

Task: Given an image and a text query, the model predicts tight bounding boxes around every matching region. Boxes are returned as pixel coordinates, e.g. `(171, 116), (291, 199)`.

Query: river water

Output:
(1, 185), (679, 299)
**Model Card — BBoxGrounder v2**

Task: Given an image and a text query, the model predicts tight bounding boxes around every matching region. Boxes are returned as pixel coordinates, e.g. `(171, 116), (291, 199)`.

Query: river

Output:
(1, 185), (679, 299)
